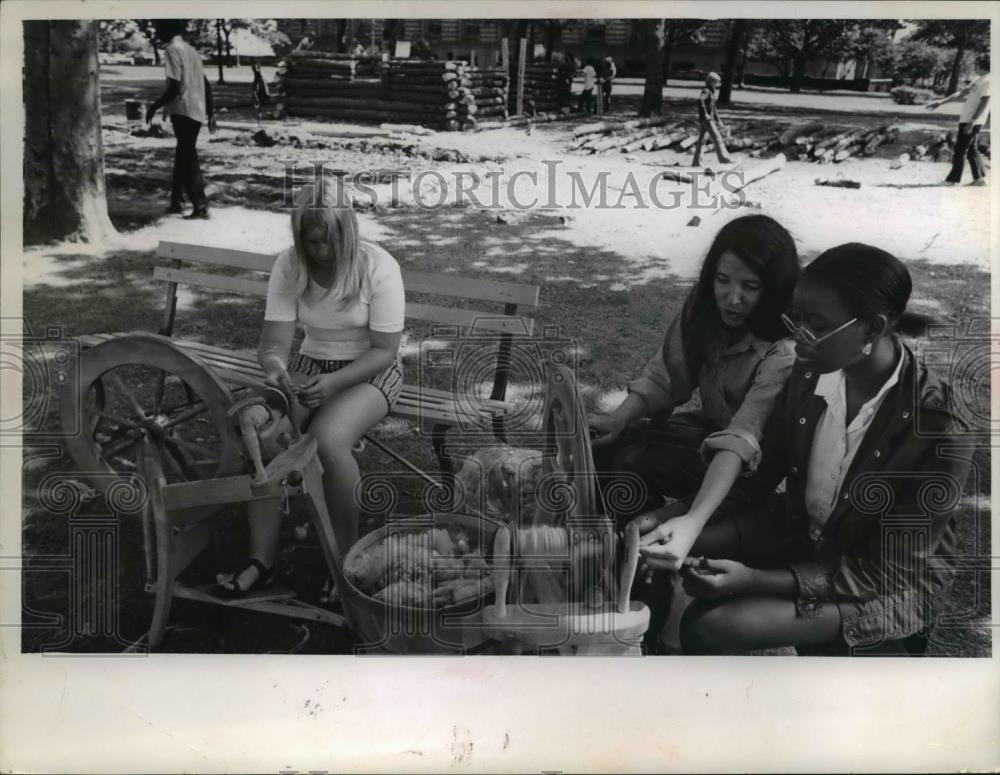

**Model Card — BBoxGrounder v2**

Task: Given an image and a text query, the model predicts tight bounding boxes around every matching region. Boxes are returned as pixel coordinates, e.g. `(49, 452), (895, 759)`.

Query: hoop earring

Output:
(862, 342), (872, 356)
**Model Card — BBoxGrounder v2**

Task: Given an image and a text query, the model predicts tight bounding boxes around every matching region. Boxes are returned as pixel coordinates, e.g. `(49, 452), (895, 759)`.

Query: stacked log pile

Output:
(522, 63), (569, 115)
(276, 54), (509, 131)
(569, 118), (911, 163)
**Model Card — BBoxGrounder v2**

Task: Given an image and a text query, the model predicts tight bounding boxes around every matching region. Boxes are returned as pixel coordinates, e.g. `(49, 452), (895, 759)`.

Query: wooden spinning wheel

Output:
(60, 334), (246, 510)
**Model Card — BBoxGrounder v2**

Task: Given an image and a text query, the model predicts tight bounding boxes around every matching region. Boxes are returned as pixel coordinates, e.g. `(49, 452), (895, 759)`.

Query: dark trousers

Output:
(946, 122), (985, 183)
(591, 411), (713, 530)
(170, 115), (207, 210)
(602, 81), (613, 111)
(692, 118), (731, 166)
(578, 88), (596, 114)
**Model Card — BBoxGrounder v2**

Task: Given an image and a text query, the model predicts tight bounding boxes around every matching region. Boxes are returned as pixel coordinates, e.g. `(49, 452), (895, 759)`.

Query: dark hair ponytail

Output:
(802, 243), (931, 336)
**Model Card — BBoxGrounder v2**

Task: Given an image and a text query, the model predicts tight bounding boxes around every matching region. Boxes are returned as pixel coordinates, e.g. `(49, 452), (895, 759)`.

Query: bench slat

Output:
(402, 270), (540, 307)
(154, 267), (269, 297)
(158, 241), (275, 272)
(152, 270), (535, 336)
(406, 303), (535, 335)
(156, 242), (541, 307)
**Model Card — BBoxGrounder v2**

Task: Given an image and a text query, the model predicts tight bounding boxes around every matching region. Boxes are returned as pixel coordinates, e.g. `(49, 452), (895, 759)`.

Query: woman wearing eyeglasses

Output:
(645, 243), (973, 654)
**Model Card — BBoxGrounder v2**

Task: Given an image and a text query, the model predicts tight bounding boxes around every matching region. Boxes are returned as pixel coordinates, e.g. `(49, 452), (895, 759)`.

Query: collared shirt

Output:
(627, 312), (795, 470)
(163, 36), (207, 124)
(804, 347), (905, 536)
(959, 73), (990, 124)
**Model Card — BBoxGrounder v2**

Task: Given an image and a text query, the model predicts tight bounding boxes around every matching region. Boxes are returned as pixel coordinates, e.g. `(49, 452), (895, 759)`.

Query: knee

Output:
(680, 600), (732, 655)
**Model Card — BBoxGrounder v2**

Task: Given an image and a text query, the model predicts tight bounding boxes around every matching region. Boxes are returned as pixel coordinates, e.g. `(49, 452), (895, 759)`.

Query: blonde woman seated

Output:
(216, 183), (405, 596)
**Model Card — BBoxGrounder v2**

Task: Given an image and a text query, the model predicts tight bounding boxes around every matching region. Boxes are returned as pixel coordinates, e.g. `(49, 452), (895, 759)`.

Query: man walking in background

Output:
(692, 71), (732, 167)
(146, 19), (216, 219)
(927, 54), (990, 186)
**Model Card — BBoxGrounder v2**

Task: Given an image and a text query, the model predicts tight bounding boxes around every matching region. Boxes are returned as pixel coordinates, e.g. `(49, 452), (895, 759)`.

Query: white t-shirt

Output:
(582, 65), (596, 90)
(264, 242), (405, 361)
(163, 36), (207, 124)
(959, 73), (990, 124)
(804, 349), (905, 539)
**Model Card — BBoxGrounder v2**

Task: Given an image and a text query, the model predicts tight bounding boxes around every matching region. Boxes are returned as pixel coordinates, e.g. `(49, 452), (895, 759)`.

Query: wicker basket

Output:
(341, 512), (503, 654)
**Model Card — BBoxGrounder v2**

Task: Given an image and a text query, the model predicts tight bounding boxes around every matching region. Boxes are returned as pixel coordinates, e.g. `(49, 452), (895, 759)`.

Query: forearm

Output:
(684, 450), (743, 528)
(150, 80), (180, 111)
(610, 392), (650, 426)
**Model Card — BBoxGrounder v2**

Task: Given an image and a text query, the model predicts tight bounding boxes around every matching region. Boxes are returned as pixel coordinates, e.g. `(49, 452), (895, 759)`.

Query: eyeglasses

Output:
(781, 312), (858, 347)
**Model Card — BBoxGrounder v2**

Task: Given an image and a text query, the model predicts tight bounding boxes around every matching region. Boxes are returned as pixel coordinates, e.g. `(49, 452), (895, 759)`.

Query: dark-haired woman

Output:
(644, 243), (973, 654)
(588, 214), (801, 561)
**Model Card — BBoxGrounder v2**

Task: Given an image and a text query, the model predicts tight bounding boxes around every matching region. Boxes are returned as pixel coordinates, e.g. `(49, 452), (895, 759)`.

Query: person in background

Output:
(578, 59), (597, 114)
(602, 56), (618, 112)
(145, 19), (216, 220)
(558, 51), (577, 111)
(350, 38), (366, 57)
(927, 54), (990, 187)
(411, 37), (434, 60)
(692, 71), (732, 167)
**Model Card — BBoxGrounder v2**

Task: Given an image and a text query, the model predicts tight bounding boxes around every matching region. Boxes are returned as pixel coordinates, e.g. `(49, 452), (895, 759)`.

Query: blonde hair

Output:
(289, 182), (368, 304)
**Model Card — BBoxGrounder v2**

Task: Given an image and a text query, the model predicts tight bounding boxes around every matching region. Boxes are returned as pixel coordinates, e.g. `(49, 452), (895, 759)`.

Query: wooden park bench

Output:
(72, 240), (542, 478)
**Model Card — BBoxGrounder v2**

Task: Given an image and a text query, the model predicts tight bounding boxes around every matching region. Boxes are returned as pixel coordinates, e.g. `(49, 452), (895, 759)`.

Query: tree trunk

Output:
(336, 20), (348, 53)
(718, 19), (747, 106)
(152, 44), (161, 66)
(662, 26), (674, 86)
(23, 20), (115, 244)
(222, 24), (232, 65)
(215, 20), (225, 84)
(790, 50), (807, 92)
(946, 30), (966, 95)
(640, 19), (666, 116)
(544, 23), (559, 61)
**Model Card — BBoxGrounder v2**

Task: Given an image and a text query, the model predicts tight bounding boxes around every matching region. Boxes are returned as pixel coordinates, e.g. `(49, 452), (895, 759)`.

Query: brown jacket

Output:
(712, 338), (974, 646)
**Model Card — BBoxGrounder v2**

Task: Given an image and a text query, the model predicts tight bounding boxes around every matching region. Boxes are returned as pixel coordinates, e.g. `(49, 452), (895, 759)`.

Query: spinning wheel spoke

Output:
(103, 435), (142, 461)
(152, 368), (168, 414)
(166, 435), (219, 465)
(107, 370), (149, 422)
(162, 436), (197, 480)
(94, 411), (140, 431)
(160, 401), (208, 429)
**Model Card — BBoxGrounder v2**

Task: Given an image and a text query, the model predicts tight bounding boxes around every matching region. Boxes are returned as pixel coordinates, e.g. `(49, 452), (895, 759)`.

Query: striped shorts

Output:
(288, 352), (404, 412)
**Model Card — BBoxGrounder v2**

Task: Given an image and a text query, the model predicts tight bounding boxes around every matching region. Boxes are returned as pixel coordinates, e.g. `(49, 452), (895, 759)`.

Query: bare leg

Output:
(307, 382), (390, 555)
(681, 595), (842, 654)
(219, 384), (388, 593)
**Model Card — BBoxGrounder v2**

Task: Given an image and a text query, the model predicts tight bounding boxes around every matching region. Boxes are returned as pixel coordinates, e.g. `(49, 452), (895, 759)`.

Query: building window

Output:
(462, 20), (480, 39)
(584, 23), (606, 42)
(426, 20), (443, 38)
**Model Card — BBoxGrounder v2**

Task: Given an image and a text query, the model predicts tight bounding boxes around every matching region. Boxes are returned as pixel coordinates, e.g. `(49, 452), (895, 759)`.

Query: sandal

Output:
(215, 557), (274, 598)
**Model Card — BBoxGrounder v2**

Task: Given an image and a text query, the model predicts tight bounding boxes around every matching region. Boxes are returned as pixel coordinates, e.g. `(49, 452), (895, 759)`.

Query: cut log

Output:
(815, 178), (861, 188)
(711, 154), (786, 210)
